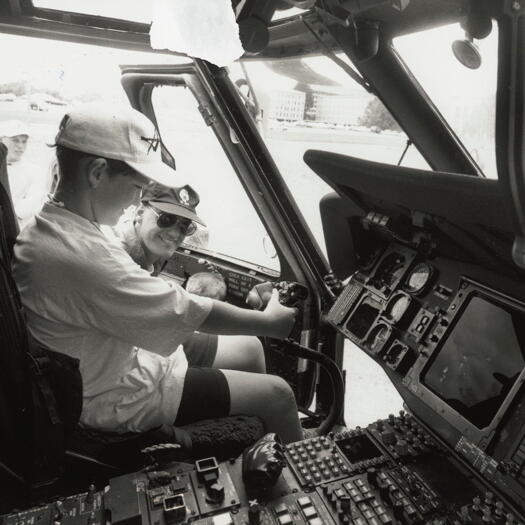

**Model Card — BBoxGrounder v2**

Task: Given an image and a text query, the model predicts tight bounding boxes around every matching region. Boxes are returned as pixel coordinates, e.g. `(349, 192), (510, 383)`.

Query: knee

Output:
(244, 336), (266, 373)
(264, 375), (297, 412)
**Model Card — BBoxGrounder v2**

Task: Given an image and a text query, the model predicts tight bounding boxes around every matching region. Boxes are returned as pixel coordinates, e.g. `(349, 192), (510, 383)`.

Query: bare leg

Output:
(222, 369), (302, 443)
(212, 335), (266, 373)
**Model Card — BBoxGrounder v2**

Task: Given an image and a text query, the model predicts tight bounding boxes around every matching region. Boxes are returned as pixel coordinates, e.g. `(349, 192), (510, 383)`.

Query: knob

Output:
(386, 486), (399, 506)
(248, 501), (261, 524)
(85, 484), (96, 504)
(407, 477), (419, 495)
(54, 501), (65, 521)
(395, 439), (409, 455)
(376, 420), (385, 432)
(482, 508), (492, 523)
(472, 496), (482, 513)
(339, 495), (352, 512)
(381, 430), (397, 445)
(393, 502), (404, 520)
(378, 482), (390, 501)
(206, 483), (225, 504)
(459, 506), (471, 523)
(484, 491), (493, 506)
(367, 468), (378, 487)
(495, 501), (505, 517)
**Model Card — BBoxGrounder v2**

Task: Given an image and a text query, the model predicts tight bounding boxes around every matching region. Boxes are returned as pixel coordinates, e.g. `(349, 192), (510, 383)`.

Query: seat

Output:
(69, 415), (264, 469)
(0, 144), (264, 496)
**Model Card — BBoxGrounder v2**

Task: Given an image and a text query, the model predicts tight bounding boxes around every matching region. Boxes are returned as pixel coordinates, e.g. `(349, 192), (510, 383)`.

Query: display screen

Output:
(345, 297), (381, 339)
(422, 295), (525, 428)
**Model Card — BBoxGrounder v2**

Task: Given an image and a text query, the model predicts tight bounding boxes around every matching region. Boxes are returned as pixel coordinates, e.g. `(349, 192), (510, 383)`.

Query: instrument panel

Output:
(325, 243), (525, 514)
(4, 412), (523, 524)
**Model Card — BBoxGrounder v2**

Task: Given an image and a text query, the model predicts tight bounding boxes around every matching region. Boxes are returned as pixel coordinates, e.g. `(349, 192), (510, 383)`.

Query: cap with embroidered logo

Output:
(54, 103), (178, 187)
(141, 182), (205, 226)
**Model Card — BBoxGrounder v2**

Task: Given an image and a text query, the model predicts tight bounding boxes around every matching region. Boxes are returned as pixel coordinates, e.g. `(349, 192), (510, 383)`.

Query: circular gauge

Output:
(366, 323), (392, 354)
(405, 263), (433, 295)
(372, 252), (406, 291)
(384, 293), (411, 323)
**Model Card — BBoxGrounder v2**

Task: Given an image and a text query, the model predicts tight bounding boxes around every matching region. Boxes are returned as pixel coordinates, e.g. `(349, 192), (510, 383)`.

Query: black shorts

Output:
(182, 332), (218, 368)
(175, 367), (230, 426)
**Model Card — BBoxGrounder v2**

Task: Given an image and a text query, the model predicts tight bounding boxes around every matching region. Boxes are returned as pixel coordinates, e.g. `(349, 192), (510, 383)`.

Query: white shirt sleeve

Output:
(49, 228), (213, 354)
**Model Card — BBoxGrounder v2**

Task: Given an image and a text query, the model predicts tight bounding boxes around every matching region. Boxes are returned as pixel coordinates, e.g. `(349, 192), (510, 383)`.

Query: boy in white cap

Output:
(12, 104), (303, 443)
(0, 120), (47, 228)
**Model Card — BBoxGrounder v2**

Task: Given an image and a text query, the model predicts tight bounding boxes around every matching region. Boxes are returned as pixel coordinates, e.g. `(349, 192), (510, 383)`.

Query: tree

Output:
(358, 97), (400, 132)
(0, 81), (28, 97)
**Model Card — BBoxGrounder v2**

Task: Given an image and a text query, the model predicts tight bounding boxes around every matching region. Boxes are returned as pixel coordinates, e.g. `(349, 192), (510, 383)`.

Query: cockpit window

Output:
(394, 23), (498, 179)
(230, 55), (429, 257)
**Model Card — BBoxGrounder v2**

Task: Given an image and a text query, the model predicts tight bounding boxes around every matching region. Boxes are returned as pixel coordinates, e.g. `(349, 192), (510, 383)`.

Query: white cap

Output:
(55, 104), (178, 187)
(0, 120), (30, 138)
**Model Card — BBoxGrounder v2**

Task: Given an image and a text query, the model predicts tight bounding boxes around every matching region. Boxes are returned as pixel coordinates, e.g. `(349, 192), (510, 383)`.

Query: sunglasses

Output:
(146, 204), (197, 236)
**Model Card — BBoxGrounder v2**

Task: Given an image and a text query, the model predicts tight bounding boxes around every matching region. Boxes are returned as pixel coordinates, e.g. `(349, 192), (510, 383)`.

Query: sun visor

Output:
(150, 0), (245, 67)
(304, 150), (512, 232)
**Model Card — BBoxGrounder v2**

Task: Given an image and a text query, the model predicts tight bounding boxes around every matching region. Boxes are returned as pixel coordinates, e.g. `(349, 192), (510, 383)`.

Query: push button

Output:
(297, 497), (312, 508)
(303, 507), (317, 520)
(308, 519), (323, 525)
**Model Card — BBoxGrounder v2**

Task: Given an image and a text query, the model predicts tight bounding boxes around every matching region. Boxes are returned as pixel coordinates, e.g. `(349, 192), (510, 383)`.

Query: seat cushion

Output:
(69, 415), (264, 469)
(182, 415), (265, 460)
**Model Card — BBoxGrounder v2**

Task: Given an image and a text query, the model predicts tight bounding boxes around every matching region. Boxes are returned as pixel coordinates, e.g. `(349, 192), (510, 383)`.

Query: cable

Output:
(270, 338), (345, 435)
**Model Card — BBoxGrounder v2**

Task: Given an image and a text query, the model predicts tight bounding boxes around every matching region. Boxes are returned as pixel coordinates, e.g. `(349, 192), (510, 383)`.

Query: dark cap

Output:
(141, 182), (205, 226)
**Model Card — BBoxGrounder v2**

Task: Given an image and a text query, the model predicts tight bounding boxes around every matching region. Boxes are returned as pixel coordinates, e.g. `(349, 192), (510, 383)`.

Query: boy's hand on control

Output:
(263, 289), (298, 339)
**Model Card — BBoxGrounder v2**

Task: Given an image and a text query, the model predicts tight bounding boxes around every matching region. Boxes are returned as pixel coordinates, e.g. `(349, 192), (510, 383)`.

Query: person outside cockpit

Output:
(111, 181), (263, 375)
(0, 120), (47, 229)
(12, 104), (303, 443)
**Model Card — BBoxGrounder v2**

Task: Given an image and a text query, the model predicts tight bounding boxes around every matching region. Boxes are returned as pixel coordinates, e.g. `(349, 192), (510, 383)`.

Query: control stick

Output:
(242, 433), (285, 493)
(246, 281), (344, 435)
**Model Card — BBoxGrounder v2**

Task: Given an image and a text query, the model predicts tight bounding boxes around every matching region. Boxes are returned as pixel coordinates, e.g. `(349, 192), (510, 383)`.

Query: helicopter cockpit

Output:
(1, 1), (524, 523)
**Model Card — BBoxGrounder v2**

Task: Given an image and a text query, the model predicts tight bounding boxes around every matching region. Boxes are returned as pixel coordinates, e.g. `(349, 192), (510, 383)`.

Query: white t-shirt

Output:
(12, 202), (213, 432)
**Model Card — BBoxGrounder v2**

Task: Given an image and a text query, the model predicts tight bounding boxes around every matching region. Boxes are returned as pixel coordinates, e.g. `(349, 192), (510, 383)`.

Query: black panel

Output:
(422, 294), (525, 428)
(304, 150), (511, 231)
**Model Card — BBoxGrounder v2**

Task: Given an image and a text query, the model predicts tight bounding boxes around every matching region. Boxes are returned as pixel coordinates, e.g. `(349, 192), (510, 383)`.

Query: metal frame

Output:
(495, 1), (525, 268)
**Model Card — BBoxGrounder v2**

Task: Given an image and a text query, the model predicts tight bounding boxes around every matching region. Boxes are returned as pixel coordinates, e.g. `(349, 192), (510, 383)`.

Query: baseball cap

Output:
(141, 182), (206, 226)
(0, 120), (30, 138)
(54, 103), (178, 187)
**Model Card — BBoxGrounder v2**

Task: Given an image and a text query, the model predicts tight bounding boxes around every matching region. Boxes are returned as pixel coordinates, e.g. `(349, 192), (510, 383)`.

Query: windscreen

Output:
(422, 295), (525, 428)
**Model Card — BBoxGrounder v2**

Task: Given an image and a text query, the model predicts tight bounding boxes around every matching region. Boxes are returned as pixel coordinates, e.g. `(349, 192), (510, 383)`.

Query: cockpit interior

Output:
(1, 1), (525, 524)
